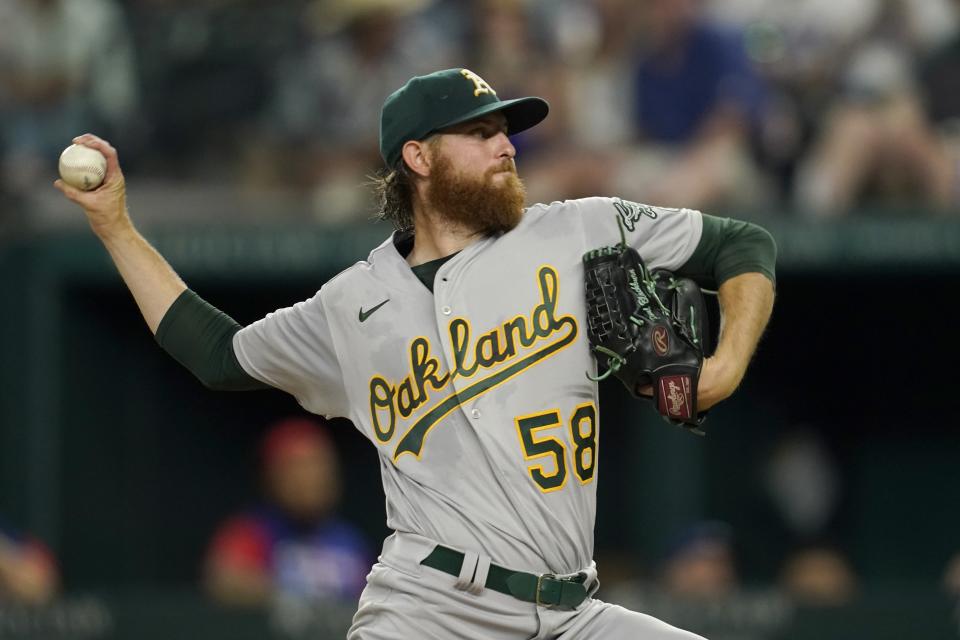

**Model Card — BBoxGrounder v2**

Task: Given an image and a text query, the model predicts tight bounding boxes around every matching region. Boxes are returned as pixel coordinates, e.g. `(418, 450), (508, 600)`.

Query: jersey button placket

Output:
(441, 305), (452, 315)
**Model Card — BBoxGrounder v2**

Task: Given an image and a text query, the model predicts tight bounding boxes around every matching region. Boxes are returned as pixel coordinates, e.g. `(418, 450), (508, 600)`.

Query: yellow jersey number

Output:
(514, 403), (597, 493)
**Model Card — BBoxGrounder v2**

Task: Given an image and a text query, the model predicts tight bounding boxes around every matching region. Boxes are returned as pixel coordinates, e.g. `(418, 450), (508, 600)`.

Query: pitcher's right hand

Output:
(54, 134), (130, 238)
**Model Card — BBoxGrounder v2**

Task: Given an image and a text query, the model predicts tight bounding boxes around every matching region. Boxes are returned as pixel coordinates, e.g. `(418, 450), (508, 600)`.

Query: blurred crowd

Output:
(3, 417), (960, 640)
(5, 418), (960, 620)
(2, 0), (960, 225)
(203, 418), (371, 609)
(2, 3), (959, 635)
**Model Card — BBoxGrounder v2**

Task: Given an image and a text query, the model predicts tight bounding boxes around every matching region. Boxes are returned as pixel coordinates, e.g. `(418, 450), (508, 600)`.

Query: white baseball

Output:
(58, 144), (107, 191)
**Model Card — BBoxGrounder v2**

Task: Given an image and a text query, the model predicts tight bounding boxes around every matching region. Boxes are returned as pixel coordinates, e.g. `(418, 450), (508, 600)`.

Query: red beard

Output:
(426, 154), (526, 236)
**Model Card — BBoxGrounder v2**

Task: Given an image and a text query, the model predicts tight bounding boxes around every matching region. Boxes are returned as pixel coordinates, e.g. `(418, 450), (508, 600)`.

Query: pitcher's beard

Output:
(426, 155), (526, 236)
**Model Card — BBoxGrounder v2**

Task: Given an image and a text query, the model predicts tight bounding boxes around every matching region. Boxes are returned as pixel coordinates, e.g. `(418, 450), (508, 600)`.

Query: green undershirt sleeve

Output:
(676, 214), (777, 290)
(154, 290), (268, 391)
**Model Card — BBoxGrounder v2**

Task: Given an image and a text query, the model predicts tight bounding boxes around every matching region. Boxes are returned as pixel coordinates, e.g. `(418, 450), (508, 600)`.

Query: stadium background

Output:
(1, 0), (959, 638)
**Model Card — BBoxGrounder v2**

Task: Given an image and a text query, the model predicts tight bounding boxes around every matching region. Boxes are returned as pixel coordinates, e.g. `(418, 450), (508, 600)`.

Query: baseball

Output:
(58, 144), (107, 191)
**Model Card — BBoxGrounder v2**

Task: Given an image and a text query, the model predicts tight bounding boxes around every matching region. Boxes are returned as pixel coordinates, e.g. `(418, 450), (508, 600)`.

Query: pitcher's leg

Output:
(552, 598), (707, 640)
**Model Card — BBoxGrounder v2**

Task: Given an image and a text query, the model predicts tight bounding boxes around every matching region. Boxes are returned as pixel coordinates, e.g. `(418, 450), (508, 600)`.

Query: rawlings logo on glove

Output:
(582, 223), (712, 433)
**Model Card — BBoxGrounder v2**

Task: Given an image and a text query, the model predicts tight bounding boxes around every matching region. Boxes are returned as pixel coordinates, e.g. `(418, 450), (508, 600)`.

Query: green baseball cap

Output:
(379, 68), (549, 168)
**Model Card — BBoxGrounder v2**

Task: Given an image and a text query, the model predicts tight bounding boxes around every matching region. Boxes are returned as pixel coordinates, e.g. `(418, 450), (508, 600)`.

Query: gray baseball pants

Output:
(348, 532), (705, 640)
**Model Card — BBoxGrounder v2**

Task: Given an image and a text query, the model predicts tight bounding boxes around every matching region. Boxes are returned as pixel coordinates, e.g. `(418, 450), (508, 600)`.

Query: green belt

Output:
(420, 545), (588, 608)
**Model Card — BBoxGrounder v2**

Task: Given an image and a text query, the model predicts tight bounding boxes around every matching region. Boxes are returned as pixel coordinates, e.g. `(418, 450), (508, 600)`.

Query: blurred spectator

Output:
(252, 0), (449, 222)
(464, 0), (565, 159)
(789, 0), (958, 216)
(0, 0), (138, 195)
(944, 551), (960, 596)
(129, 0), (305, 179)
(204, 418), (371, 607)
(660, 521), (738, 599)
(603, 520), (792, 639)
(921, 0), (960, 212)
(522, 0), (642, 202)
(779, 543), (858, 606)
(526, 0), (772, 211)
(0, 517), (58, 605)
(467, 0), (544, 98)
(762, 427), (841, 541)
(706, 0), (883, 205)
(620, 0), (770, 211)
(707, 0), (958, 213)
(544, 0), (640, 150)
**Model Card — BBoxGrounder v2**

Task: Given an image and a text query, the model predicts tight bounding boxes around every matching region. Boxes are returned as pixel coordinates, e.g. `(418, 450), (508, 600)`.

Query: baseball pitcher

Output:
(56, 69), (776, 639)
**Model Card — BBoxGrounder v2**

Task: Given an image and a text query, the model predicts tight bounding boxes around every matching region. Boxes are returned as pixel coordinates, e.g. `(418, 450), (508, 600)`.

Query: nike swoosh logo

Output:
(359, 299), (390, 322)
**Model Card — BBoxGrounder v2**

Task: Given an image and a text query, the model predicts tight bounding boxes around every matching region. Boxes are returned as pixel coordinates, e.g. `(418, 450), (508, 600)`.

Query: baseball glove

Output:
(583, 230), (711, 433)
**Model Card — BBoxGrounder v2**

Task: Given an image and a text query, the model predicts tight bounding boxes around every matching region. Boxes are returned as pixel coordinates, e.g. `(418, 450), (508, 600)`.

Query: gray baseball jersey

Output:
(233, 197), (702, 576)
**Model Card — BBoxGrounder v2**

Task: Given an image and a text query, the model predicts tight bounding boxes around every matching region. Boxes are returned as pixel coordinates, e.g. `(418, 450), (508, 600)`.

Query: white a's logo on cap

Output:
(461, 69), (496, 97)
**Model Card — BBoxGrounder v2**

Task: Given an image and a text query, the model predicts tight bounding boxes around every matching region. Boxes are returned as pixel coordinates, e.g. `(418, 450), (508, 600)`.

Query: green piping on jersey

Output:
(155, 289), (267, 391)
(677, 214), (777, 290)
